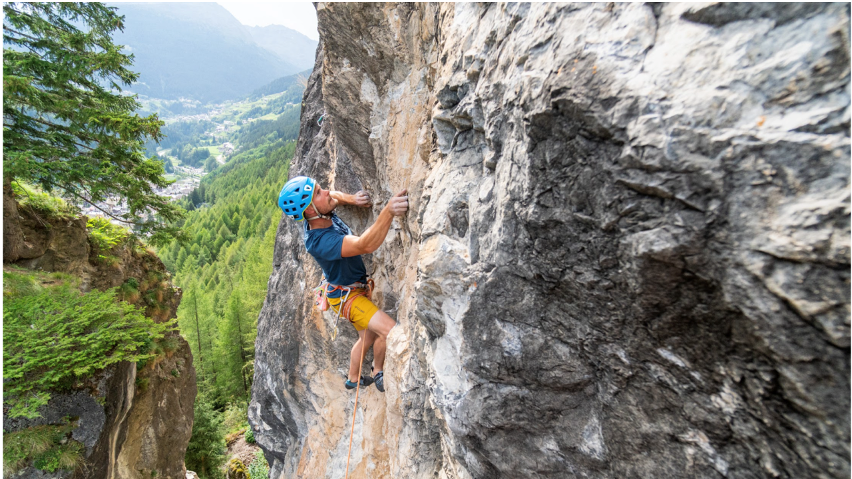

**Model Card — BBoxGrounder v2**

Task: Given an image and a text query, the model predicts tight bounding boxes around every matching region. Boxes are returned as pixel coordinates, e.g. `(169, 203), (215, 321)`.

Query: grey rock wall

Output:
(250, 3), (850, 478)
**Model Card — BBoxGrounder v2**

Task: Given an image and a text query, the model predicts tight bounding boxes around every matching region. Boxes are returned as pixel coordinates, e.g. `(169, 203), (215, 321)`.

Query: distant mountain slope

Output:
(108, 3), (299, 103)
(248, 69), (310, 101)
(247, 25), (318, 72)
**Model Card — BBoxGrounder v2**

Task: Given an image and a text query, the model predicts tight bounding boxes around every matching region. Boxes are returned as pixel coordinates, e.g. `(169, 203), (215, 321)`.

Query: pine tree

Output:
(184, 395), (225, 478)
(3, 3), (183, 245)
(222, 294), (249, 398)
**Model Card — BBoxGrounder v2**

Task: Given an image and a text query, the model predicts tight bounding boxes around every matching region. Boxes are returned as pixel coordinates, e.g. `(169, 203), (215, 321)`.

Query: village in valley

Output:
(83, 92), (292, 225)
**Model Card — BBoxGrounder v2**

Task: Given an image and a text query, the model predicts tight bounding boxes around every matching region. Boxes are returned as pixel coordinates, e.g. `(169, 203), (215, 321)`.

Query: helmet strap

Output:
(305, 200), (332, 222)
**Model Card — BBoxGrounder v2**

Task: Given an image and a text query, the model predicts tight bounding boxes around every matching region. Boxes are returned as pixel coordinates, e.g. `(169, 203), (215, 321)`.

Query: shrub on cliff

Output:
(2, 269), (175, 418)
(10, 181), (78, 220)
(87, 217), (131, 252)
(87, 217), (132, 264)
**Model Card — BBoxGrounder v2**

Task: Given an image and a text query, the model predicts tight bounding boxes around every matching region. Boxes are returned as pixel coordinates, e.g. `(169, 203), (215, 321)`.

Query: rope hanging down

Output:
(344, 336), (367, 479)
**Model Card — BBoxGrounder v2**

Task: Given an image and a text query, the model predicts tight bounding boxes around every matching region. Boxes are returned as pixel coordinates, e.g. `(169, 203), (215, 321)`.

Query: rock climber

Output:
(278, 176), (407, 393)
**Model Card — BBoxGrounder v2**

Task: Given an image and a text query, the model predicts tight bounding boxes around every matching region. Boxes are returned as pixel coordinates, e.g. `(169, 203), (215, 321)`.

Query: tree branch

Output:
(3, 26), (40, 42)
(21, 115), (106, 146)
(59, 184), (150, 227)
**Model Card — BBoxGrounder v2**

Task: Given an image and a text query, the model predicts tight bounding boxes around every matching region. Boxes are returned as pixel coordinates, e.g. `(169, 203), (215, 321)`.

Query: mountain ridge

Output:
(107, 2), (311, 103)
(248, 24), (317, 73)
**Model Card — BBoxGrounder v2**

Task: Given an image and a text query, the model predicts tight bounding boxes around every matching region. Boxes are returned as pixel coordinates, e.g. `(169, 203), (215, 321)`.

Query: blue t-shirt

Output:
(304, 213), (367, 298)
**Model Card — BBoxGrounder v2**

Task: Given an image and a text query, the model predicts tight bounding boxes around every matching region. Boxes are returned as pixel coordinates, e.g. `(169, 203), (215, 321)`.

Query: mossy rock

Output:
(227, 458), (249, 479)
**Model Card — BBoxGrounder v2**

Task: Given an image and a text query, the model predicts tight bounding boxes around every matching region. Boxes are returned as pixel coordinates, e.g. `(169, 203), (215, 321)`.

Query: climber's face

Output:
(312, 186), (338, 214)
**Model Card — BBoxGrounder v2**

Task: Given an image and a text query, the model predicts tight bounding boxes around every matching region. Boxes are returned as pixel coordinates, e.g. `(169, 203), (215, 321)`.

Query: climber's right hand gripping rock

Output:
(385, 189), (408, 217)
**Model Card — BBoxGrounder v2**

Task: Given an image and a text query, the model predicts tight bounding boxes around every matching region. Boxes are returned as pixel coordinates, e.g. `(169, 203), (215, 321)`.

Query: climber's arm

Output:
(340, 189), (407, 257)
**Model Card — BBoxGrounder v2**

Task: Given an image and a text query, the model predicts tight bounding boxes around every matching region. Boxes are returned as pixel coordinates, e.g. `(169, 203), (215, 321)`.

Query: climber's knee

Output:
(367, 309), (396, 339)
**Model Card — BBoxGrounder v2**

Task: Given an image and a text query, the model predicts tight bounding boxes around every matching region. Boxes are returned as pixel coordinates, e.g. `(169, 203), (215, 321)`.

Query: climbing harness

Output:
(313, 278), (375, 341)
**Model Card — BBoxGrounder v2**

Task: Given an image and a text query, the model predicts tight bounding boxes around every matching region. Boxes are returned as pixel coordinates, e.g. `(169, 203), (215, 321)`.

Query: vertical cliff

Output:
(250, 3), (850, 478)
(3, 182), (197, 479)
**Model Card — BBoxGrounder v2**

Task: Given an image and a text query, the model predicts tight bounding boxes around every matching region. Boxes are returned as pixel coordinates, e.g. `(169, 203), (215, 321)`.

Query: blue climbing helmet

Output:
(278, 176), (317, 221)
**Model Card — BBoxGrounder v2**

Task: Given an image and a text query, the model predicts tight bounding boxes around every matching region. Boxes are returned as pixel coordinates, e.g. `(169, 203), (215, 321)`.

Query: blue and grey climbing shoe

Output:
(373, 371), (385, 393)
(344, 376), (374, 390)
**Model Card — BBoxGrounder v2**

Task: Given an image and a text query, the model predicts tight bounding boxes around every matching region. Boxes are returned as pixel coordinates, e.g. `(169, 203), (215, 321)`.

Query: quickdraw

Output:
(313, 278), (374, 340)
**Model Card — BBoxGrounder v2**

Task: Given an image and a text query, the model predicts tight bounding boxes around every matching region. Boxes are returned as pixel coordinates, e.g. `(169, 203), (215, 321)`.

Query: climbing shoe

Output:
(373, 371), (385, 393)
(344, 376), (374, 390)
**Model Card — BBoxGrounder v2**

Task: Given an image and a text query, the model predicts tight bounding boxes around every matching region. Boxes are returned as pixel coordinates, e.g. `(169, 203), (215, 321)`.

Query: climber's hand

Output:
(354, 190), (372, 207)
(386, 189), (408, 217)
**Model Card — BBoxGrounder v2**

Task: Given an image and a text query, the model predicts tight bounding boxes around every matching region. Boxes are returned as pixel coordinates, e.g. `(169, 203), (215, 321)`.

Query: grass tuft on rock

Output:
(10, 181), (78, 219)
(3, 420), (82, 476)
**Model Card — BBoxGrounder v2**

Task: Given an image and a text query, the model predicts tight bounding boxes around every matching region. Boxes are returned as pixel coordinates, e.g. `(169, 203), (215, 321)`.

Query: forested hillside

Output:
(158, 142), (292, 404)
(153, 94), (300, 474)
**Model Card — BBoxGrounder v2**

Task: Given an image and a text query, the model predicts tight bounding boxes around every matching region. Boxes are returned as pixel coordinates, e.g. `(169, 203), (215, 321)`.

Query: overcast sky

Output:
(218, 2), (318, 40)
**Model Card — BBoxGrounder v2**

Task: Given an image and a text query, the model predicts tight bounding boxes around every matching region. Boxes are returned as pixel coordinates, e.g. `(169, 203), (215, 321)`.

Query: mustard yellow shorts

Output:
(328, 291), (379, 331)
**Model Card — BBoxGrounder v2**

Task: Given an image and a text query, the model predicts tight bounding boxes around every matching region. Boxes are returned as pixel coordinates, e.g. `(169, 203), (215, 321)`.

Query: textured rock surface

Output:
(251, 3), (850, 478)
(3, 191), (197, 479)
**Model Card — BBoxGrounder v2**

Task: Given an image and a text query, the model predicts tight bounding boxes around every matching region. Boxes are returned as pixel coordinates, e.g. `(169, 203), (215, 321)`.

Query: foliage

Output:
(234, 106), (300, 151)
(4, 419), (82, 476)
(10, 181), (78, 219)
(227, 458), (248, 479)
(135, 376), (150, 392)
(87, 217), (131, 252)
(205, 156), (219, 173)
(185, 395), (226, 479)
(161, 335), (180, 353)
(154, 88), (299, 470)
(224, 429), (246, 446)
(247, 450), (269, 479)
(135, 334), (179, 371)
(3, 270), (175, 418)
(32, 441), (83, 473)
(3, 2), (184, 245)
(248, 68), (310, 101)
(222, 400), (249, 435)
(118, 277), (141, 303)
(244, 428), (255, 444)
(146, 119), (215, 154)
(4, 425), (54, 474)
(175, 146), (213, 168)
(2, 266), (65, 298)
(159, 141), (292, 406)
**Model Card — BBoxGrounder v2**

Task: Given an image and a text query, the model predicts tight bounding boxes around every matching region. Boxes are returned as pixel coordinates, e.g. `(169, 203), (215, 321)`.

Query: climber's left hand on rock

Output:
(354, 190), (372, 207)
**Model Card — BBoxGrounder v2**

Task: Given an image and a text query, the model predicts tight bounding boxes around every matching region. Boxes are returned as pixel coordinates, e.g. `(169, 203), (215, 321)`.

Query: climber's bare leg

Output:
(366, 309), (396, 373)
(372, 335), (387, 373)
(348, 329), (378, 382)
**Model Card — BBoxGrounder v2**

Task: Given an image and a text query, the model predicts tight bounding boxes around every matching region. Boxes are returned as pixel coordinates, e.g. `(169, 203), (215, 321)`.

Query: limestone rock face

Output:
(250, 3), (850, 478)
